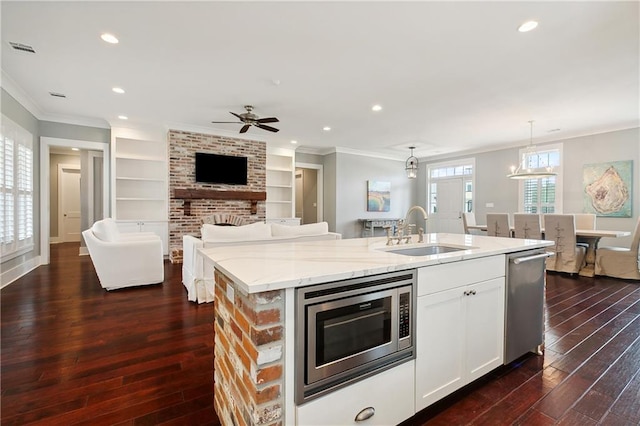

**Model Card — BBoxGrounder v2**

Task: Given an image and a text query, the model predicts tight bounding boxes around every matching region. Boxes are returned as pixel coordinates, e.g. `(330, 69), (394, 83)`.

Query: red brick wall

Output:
(214, 269), (284, 426)
(168, 130), (266, 258)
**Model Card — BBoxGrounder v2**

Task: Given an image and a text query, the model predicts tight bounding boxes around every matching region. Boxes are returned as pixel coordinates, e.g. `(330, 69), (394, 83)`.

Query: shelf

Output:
(266, 184), (292, 188)
(116, 176), (165, 182)
(266, 166), (292, 172)
(266, 200), (292, 204)
(116, 154), (165, 162)
(116, 197), (166, 201)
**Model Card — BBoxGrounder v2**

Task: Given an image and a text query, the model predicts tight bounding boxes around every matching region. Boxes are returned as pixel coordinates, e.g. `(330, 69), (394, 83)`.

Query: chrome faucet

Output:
(386, 205), (429, 245)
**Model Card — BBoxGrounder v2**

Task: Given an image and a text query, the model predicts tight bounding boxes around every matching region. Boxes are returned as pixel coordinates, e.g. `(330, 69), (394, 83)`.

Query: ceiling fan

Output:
(211, 105), (280, 133)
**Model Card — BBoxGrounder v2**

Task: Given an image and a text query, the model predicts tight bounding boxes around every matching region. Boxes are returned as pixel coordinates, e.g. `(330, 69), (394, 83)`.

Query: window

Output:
(1, 116), (34, 259)
(519, 144), (563, 214)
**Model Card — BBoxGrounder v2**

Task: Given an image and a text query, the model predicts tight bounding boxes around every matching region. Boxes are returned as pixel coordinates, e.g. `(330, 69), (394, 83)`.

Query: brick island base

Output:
(213, 269), (285, 426)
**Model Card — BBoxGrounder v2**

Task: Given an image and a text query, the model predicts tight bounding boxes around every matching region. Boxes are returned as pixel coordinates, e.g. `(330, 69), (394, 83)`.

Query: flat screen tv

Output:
(195, 152), (248, 185)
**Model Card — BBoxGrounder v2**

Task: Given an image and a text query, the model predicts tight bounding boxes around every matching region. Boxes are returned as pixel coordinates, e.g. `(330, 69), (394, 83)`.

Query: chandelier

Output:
(507, 121), (557, 180)
(405, 146), (418, 179)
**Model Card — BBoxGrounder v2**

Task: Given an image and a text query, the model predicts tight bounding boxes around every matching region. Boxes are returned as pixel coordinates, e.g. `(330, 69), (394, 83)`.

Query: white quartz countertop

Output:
(199, 233), (554, 294)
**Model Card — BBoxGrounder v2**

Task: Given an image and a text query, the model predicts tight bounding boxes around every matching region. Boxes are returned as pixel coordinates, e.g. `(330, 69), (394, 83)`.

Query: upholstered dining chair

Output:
(462, 212), (476, 234)
(486, 213), (511, 238)
(594, 218), (640, 280)
(544, 214), (586, 274)
(513, 213), (542, 239)
(574, 213), (597, 230)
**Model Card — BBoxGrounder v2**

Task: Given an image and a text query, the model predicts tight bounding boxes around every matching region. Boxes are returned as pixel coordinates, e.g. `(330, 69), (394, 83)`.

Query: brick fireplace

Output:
(168, 130), (266, 261)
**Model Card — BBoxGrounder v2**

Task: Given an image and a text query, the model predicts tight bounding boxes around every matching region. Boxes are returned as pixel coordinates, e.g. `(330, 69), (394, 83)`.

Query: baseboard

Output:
(50, 237), (62, 244)
(1, 256), (42, 288)
(79, 247), (89, 256)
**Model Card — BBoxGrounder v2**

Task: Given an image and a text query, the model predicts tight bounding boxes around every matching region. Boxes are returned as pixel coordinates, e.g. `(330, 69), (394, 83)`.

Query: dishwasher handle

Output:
(511, 252), (553, 265)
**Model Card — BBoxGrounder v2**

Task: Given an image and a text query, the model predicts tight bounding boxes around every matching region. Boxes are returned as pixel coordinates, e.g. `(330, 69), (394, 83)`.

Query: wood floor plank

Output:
(3, 243), (639, 426)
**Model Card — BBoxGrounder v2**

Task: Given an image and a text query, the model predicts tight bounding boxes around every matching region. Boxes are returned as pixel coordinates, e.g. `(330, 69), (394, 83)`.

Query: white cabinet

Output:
(415, 256), (505, 412)
(111, 129), (168, 255)
(266, 147), (295, 220)
(296, 360), (415, 426)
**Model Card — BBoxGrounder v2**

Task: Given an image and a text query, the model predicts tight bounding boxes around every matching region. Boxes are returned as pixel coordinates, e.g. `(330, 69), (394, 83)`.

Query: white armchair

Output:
(82, 218), (164, 290)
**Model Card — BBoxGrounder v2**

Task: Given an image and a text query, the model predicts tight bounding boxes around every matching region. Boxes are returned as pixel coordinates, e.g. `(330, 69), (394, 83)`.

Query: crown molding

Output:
(2, 69), (110, 129)
(1, 69), (44, 119)
(164, 120), (270, 143)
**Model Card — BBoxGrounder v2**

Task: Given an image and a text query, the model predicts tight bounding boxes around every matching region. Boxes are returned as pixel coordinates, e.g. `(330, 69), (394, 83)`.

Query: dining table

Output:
(465, 225), (631, 277)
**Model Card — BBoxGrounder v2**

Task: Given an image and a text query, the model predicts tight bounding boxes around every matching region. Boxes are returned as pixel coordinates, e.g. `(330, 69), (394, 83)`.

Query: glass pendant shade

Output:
(406, 146), (418, 179)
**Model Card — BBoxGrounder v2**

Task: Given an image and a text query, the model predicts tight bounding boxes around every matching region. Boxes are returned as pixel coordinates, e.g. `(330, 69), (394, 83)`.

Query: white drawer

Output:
(417, 255), (505, 296)
(296, 360), (415, 426)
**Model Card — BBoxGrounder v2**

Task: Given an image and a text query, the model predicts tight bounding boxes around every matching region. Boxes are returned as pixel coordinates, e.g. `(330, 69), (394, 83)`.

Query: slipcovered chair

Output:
(82, 218), (164, 290)
(513, 213), (542, 239)
(544, 214), (586, 274)
(462, 212), (476, 234)
(574, 213), (597, 230)
(486, 213), (511, 238)
(574, 213), (597, 249)
(595, 218), (640, 280)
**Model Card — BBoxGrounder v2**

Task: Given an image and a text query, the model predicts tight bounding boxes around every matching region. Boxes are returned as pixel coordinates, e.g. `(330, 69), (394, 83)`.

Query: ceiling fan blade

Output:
(239, 124), (251, 133)
(256, 123), (279, 133)
(230, 111), (243, 120)
(257, 117), (279, 124)
(211, 121), (243, 124)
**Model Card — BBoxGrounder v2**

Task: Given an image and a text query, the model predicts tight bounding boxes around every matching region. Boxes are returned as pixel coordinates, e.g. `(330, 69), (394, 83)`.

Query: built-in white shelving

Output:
(266, 147), (296, 220)
(111, 129), (169, 254)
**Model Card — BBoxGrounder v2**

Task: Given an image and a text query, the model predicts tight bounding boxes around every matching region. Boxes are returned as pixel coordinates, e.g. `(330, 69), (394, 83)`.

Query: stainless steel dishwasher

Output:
(504, 249), (550, 364)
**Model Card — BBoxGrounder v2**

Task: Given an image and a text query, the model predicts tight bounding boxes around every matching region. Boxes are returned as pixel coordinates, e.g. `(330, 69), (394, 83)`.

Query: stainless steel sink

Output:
(385, 245), (466, 256)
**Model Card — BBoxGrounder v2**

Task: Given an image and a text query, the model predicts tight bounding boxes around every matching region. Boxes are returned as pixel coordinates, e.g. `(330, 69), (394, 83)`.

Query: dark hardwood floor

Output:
(2, 243), (639, 425)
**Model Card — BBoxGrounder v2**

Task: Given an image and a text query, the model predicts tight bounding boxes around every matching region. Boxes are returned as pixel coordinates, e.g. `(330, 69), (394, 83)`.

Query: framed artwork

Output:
(583, 160), (632, 217)
(367, 181), (391, 212)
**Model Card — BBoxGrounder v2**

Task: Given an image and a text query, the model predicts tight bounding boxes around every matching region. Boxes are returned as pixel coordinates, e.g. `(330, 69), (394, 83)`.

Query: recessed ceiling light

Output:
(112, 87), (125, 94)
(100, 33), (119, 44)
(71, 148), (80, 151)
(118, 115), (128, 120)
(290, 140), (298, 144)
(323, 126), (331, 131)
(372, 104), (382, 112)
(518, 21), (538, 32)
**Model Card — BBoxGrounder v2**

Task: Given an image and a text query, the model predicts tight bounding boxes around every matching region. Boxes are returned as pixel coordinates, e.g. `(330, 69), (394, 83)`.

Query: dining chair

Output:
(513, 213), (542, 239)
(574, 213), (597, 230)
(544, 214), (586, 274)
(594, 217), (640, 280)
(462, 212), (476, 234)
(486, 213), (511, 238)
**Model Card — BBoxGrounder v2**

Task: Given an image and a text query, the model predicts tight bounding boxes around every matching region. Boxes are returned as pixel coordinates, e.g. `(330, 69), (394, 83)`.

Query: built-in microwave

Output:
(295, 270), (415, 404)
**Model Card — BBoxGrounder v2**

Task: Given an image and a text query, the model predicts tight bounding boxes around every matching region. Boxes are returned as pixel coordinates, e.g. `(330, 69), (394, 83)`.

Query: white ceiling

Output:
(2, 1), (638, 160)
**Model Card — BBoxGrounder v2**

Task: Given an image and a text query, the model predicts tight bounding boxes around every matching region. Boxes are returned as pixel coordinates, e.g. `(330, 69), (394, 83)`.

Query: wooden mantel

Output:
(173, 189), (267, 215)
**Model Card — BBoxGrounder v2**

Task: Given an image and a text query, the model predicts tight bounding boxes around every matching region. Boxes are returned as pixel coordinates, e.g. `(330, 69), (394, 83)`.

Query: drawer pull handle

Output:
(355, 407), (375, 422)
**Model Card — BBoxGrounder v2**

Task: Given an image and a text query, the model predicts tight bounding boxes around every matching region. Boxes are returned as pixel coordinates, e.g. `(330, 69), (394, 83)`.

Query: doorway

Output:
(295, 163), (323, 224)
(40, 137), (109, 265)
(427, 159), (475, 234)
(58, 164), (81, 242)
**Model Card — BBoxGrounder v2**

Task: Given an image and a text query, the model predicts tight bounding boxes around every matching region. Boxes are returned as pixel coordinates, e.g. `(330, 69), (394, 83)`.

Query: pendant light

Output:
(405, 146), (418, 179)
(507, 121), (557, 180)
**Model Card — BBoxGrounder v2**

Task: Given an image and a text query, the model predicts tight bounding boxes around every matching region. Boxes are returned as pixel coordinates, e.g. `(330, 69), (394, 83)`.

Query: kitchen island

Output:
(201, 233), (553, 426)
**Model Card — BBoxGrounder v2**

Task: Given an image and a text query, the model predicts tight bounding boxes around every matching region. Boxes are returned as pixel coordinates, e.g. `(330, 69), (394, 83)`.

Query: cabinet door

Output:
(415, 287), (466, 412)
(296, 360), (415, 426)
(465, 277), (505, 382)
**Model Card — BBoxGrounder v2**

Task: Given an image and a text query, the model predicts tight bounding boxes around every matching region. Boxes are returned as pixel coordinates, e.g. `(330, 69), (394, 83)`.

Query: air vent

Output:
(9, 42), (35, 54)
(49, 92), (66, 98)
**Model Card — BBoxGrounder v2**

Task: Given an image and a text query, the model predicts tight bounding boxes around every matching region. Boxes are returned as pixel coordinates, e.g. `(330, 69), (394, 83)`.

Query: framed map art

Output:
(583, 160), (632, 217)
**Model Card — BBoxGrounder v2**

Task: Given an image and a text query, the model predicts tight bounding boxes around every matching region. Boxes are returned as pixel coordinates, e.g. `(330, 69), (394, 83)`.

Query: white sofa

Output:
(82, 218), (164, 290)
(182, 221), (341, 303)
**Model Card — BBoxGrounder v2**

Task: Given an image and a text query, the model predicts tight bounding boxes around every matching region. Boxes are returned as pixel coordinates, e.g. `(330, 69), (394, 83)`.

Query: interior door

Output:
(60, 165), (81, 242)
(431, 178), (464, 233)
